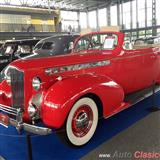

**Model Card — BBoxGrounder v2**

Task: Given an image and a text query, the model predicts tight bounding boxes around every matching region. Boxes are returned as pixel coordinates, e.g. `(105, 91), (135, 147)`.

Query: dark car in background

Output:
(0, 34), (79, 71)
(0, 39), (40, 71)
(31, 34), (79, 59)
(0, 43), (3, 49)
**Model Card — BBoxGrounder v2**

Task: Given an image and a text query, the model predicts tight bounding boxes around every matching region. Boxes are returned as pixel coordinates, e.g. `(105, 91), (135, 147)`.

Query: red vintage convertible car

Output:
(0, 31), (160, 146)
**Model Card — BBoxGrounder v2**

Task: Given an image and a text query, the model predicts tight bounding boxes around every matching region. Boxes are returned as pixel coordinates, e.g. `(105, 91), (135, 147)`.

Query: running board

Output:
(124, 84), (160, 105)
(104, 84), (160, 119)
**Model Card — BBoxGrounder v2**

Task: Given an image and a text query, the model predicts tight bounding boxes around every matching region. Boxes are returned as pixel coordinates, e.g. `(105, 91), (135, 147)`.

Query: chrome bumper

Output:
(0, 104), (52, 136)
(10, 118), (52, 135)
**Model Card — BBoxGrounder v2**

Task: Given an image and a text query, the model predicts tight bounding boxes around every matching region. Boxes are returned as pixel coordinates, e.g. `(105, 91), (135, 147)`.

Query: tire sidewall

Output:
(66, 97), (98, 146)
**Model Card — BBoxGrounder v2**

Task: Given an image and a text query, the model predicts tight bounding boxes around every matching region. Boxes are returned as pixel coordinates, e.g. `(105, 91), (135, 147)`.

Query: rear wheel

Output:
(59, 97), (98, 146)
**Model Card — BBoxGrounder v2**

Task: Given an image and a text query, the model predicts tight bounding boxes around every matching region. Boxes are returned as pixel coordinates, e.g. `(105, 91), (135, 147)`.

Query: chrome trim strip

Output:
(0, 104), (17, 111)
(45, 60), (110, 75)
(0, 104), (18, 116)
(0, 106), (17, 113)
(10, 68), (24, 110)
(0, 107), (17, 116)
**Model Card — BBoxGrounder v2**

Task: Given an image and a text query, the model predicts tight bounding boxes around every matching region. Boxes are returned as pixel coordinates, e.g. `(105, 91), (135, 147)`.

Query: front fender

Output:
(41, 74), (124, 128)
(0, 80), (12, 106)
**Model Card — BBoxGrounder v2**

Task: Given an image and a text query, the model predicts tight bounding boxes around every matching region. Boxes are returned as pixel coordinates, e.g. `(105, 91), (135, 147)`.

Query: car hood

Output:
(10, 51), (115, 71)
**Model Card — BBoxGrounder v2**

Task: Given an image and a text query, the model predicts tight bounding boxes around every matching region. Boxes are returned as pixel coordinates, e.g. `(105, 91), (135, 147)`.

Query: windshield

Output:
(74, 33), (118, 52)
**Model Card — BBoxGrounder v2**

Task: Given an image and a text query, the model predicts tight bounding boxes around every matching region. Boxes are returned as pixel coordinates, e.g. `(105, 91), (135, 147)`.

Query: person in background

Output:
(21, 26), (26, 32)
(68, 25), (72, 32)
(58, 21), (62, 32)
(27, 24), (35, 32)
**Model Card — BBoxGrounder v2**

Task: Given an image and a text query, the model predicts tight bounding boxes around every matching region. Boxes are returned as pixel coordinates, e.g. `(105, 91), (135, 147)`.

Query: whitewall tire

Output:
(66, 97), (98, 146)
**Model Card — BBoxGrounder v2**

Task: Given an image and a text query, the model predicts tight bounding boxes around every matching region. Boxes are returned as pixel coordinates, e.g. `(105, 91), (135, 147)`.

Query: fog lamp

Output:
(28, 103), (37, 118)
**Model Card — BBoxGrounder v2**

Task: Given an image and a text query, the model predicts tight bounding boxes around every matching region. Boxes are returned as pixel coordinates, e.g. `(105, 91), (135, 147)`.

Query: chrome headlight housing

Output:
(6, 75), (11, 85)
(32, 77), (41, 91)
(3, 66), (11, 85)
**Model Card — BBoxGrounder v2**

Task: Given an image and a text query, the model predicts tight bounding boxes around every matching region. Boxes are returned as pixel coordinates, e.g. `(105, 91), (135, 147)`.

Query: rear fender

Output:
(41, 74), (124, 128)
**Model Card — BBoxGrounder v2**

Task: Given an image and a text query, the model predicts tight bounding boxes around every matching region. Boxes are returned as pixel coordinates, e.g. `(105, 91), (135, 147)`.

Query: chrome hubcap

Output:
(72, 105), (93, 137)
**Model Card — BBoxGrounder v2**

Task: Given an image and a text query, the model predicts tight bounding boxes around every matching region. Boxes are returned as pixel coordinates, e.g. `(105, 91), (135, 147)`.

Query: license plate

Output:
(0, 113), (9, 127)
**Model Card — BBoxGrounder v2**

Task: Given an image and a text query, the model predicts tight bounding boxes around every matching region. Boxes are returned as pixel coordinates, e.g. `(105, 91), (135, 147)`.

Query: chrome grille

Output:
(0, 104), (18, 116)
(10, 68), (24, 109)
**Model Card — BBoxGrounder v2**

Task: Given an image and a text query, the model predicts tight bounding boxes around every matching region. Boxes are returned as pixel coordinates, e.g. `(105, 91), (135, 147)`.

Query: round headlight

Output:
(3, 67), (11, 85)
(28, 103), (37, 118)
(32, 77), (41, 91)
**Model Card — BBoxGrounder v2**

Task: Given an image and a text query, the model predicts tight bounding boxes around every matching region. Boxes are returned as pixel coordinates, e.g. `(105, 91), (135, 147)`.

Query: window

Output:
(74, 33), (118, 52)
(80, 12), (87, 29)
(131, 32), (137, 40)
(137, 0), (145, 28)
(147, 0), (152, 27)
(17, 45), (32, 54)
(62, 20), (78, 32)
(123, 2), (131, 29)
(139, 30), (145, 38)
(111, 5), (117, 26)
(147, 8), (152, 27)
(98, 8), (107, 27)
(88, 11), (97, 29)
(61, 11), (78, 32)
(42, 42), (55, 50)
(156, 0), (160, 25)
(119, 4), (123, 26)
(146, 30), (152, 37)
(5, 45), (14, 55)
(74, 36), (91, 52)
(124, 32), (131, 41)
(132, 0), (137, 29)
(61, 11), (78, 20)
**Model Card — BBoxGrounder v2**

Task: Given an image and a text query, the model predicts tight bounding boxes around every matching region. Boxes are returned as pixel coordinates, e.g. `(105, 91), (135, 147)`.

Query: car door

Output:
(138, 48), (159, 86)
(118, 47), (157, 93)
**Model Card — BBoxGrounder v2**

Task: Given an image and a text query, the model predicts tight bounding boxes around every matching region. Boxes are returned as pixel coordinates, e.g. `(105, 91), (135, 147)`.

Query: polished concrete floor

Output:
(81, 110), (160, 160)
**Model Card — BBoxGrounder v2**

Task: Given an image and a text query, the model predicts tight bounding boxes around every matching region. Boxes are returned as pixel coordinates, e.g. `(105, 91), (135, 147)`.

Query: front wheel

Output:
(63, 97), (98, 146)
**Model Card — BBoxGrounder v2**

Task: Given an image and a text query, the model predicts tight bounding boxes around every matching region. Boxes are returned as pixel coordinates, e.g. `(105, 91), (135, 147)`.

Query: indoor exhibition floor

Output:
(0, 92), (160, 160)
